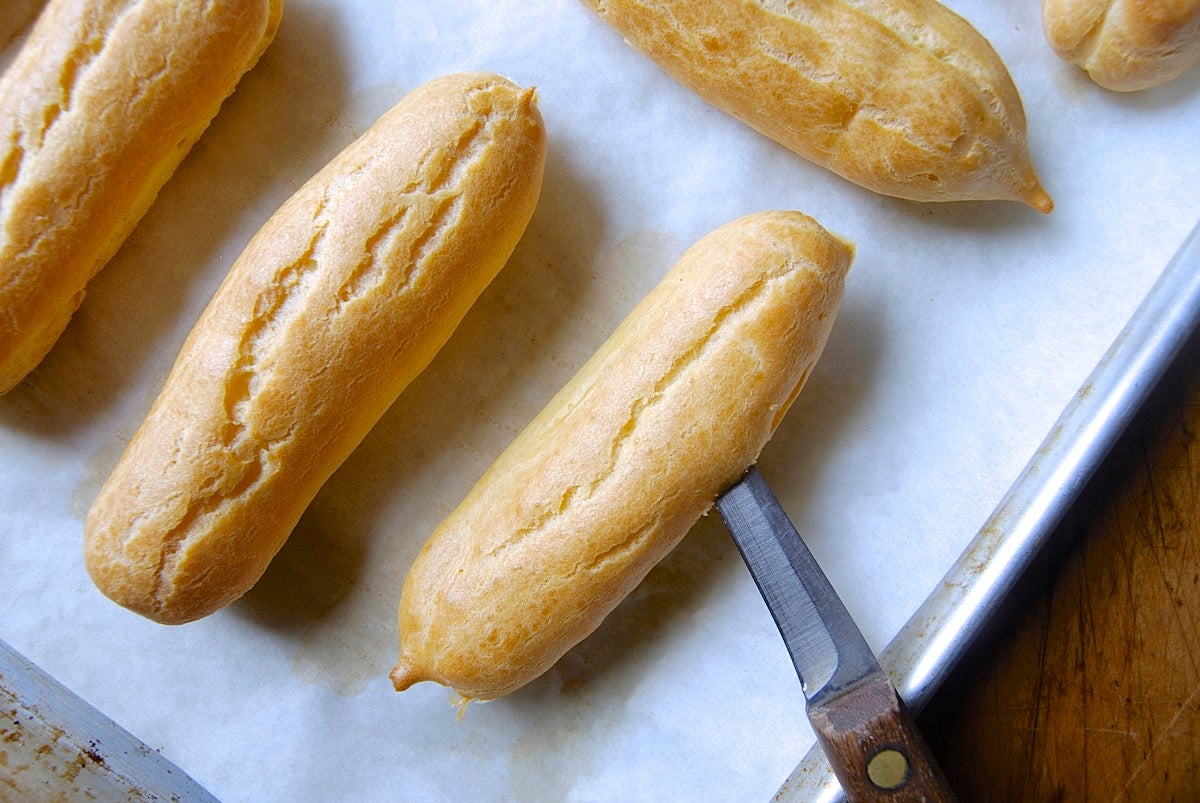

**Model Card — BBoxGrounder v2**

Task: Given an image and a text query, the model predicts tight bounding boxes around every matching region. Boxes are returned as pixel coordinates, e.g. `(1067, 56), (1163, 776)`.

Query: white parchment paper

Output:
(2, 1), (1198, 800)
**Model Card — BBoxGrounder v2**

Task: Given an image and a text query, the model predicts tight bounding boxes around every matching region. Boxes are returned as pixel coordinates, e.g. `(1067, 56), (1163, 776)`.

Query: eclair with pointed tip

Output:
(393, 211), (852, 700)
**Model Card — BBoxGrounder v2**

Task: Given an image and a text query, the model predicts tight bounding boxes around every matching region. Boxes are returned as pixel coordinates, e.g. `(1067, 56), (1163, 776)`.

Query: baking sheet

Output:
(0, 637), (218, 801)
(1, 1), (1198, 800)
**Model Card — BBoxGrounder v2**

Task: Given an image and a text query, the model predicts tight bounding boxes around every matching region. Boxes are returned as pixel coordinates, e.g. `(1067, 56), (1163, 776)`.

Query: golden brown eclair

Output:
(0, 0), (285, 394)
(392, 211), (852, 700)
(1043, 0), (1200, 91)
(85, 72), (547, 625)
(580, 0), (1052, 213)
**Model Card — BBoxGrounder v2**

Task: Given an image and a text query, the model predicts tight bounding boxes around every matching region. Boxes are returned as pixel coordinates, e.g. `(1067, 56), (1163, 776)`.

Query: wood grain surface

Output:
(918, 319), (1200, 800)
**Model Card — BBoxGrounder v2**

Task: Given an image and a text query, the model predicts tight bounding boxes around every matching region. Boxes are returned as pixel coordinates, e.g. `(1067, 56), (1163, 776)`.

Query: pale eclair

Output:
(580, 0), (1052, 212)
(1043, 0), (1200, 91)
(392, 211), (852, 700)
(0, 0), (285, 394)
(85, 72), (547, 624)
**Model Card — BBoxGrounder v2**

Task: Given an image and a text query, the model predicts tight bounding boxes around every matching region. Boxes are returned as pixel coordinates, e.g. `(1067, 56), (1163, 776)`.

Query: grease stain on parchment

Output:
(69, 378), (167, 522)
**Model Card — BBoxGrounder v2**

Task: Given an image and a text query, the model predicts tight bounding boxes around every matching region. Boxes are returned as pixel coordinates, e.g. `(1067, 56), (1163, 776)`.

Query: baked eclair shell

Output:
(393, 211), (852, 700)
(0, 0), (285, 393)
(581, 0), (1053, 212)
(85, 72), (547, 624)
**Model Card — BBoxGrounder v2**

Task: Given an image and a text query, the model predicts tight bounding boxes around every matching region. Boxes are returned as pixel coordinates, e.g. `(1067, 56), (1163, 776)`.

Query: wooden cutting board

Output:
(919, 321), (1200, 799)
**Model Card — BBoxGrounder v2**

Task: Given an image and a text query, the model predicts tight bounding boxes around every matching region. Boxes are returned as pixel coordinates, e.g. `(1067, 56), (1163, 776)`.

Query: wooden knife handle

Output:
(808, 672), (957, 802)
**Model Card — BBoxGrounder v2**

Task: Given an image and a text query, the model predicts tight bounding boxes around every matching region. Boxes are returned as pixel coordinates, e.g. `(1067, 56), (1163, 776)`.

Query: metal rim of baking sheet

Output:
(0, 637), (219, 802)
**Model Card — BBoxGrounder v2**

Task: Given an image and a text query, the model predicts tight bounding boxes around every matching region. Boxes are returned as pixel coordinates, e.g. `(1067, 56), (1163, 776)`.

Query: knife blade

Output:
(716, 466), (955, 801)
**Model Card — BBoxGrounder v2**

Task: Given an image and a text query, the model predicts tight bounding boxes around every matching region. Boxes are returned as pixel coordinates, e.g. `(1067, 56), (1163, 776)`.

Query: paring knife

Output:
(716, 466), (956, 801)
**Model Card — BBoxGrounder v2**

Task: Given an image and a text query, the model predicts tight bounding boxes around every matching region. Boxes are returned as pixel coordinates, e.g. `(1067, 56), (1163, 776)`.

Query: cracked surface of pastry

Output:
(393, 211), (852, 700)
(84, 72), (547, 625)
(0, 0), (285, 393)
(580, 0), (1053, 212)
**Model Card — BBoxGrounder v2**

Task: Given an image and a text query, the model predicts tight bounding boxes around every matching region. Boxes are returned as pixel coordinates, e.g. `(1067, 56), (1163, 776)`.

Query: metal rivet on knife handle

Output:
(866, 748), (910, 790)
(807, 669), (952, 800)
